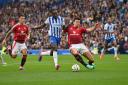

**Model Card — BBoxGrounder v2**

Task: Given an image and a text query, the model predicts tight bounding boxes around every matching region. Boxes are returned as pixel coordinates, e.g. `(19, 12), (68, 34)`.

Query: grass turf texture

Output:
(0, 54), (128, 85)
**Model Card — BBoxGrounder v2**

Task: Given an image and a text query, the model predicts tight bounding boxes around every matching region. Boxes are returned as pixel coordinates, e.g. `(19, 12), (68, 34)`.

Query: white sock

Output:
(113, 47), (117, 57)
(0, 53), (5, 64)
(53, 51), (58, 66)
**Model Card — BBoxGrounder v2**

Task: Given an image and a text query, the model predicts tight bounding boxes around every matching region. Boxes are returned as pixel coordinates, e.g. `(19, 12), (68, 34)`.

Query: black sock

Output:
(21, 55), (27, 67)
(74, 54), (87, 67)
(50, 50), (53, 56)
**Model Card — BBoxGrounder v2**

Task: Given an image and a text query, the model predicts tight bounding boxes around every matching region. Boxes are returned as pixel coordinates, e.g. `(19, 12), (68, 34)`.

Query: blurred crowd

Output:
(0, 0), (128, 53)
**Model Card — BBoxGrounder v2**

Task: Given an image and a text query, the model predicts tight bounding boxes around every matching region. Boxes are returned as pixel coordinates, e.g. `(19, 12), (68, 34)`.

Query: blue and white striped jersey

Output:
(45, 16), (65, 38)
(104, 23), (116, 40)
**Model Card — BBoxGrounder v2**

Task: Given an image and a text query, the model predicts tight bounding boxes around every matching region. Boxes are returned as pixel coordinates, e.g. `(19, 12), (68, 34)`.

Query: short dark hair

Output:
(74, 17), (80, 20)
(18, 13), (25, 18)
(51, 9), (58, 16)
(73, 17), (81, 22)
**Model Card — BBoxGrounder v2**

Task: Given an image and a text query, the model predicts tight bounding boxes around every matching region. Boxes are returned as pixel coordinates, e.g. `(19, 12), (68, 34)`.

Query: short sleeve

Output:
(44, 17), (49, 24)
(81, 28), (87, 33)
(11, 23), (19, 32)
(104, 24), (108, 30)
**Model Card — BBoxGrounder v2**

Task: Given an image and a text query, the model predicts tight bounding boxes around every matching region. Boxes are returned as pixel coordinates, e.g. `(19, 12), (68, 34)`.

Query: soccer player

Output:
(0, 46), (7, 65)
(63, 18), (101, 69)
(34, 9), (65, 70)
(0, 29), (7, 65)
(2, 14), (30, 70)
(100, 17), (120, 60)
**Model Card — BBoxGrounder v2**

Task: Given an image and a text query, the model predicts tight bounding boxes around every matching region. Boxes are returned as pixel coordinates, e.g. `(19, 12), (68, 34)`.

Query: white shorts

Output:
(69, 43), (89, 54)
(12, 41), (27, 55)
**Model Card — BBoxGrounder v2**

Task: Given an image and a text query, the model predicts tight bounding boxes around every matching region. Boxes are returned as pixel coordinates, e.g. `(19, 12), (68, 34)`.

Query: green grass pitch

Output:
(0, 54), (128, 85)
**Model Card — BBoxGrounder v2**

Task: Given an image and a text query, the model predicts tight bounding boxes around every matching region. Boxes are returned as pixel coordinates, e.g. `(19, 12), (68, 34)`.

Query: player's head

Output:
(18, 14), (25, 24)
(108, 17), (112, 24)
(51, 9), (58, 17)
(73, 18), (81, 27)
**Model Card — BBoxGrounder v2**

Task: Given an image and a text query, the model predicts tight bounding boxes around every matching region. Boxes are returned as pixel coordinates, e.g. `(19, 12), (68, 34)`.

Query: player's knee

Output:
(73, 52), (79, 56)
(21, 49), (27, 55)
(70, 49), (78, 55)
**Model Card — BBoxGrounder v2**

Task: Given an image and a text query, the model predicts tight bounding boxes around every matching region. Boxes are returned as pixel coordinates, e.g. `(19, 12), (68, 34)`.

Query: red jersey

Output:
(12, 23), (29, 43)
(64, 25), (87, 45)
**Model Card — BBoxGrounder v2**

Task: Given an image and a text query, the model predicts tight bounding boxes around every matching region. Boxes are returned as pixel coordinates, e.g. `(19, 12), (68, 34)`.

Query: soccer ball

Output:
(72, 64), (80, 72)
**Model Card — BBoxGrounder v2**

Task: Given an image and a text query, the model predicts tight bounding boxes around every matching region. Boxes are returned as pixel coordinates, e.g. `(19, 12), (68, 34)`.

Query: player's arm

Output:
(33, 23), (46, 29)
(62, 24), (73, 31)
(2, 27), (14, 45)
(62, 24), (71, 34)
(62, 23), (72, 30)
(62, 25), (69, 36)
(33, 17), (50, 29)
(62, 17), (73, 30)
(86, 23), (101, 32)
(26, 27), (31, 40)
(62, 25), (69, 30)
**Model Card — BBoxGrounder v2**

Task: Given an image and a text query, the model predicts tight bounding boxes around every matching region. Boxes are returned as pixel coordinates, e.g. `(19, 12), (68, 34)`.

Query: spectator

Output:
(0, 0), (127, 54)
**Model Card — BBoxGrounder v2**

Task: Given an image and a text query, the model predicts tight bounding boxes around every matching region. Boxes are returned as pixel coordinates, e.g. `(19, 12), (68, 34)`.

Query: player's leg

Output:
(49, 36), (60, 70)
(11, 41), (18, 58)
(1, 45), (6, 55)
(70, 48), (94, 69)
(99, 42), (106, 60)
(100, 39), (111, 60)
(99, 48), (105, 60)
(38, 46), (53, 62)
(112, 40), (120, 60)
(0, 48), (7, 65)
(82, 51), (94, 65)
(19, 43), (27, 70)
(7, 45), (12, 57)
(79, 44), (95, 66)
(50, 50), (53, 56)
(52, 45), (60, 70)
(70, 48), (88, 67)
(38, 47), (43, 61)
(38, 49), (50, 62)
